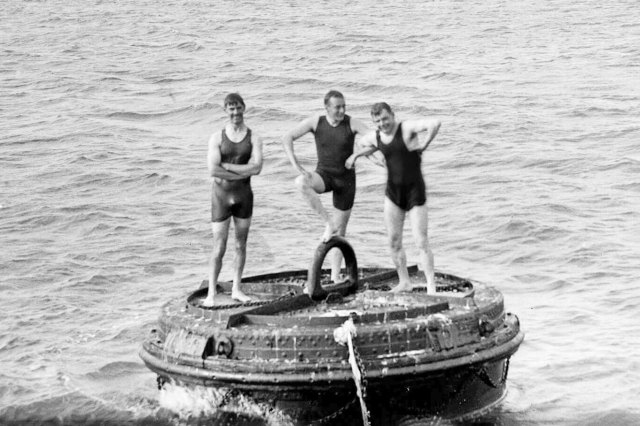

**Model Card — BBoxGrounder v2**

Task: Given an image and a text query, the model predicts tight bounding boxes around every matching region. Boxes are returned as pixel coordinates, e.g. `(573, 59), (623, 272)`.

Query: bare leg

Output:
(294, 173), (336, 241)
(409, 203), (436, 293)
(203, 219), (231, 307)
(384, 197), (412, 292)
(330, 208), (351, 282)
(231, 216), (252, 302)
(294, 171), (348, 281)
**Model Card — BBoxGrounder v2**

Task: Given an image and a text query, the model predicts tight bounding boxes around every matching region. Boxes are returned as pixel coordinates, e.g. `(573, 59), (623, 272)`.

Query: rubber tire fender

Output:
(306, 236), (358, 301)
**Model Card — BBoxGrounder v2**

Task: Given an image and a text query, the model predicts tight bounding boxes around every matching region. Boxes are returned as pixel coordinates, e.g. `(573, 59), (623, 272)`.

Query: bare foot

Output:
(412, 282), (437, 294)
(202, 294), (215, 307)
(231, 289), (251, 303)
(390, 282), (413, 293)
(332, 273), (352, 284)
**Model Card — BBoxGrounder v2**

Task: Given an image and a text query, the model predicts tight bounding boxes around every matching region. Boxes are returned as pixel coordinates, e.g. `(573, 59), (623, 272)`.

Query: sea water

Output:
(1, 0), (639, 424)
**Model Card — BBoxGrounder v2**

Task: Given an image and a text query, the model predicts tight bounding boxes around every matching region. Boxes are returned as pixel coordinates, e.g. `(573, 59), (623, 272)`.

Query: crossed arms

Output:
(207, 131), (264, 180)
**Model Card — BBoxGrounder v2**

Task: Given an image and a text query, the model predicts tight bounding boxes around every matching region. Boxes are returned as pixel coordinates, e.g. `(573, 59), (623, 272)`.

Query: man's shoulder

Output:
(249, 128), (263, 144)
(344, 114), (355, 128)
(360, 130), (377, 145)
(400, 120), (418, 137)
(209, 129), (223, 143)
(348, 115), (373, 135)
(307, 114), (323, 132)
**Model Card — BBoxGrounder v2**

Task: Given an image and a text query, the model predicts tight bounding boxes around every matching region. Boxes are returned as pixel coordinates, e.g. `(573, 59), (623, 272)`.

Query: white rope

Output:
(334, 317), (370, 426)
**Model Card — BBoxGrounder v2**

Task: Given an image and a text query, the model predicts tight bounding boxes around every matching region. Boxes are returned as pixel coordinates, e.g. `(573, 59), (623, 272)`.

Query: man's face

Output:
(325, 96), (346, 122)
(372, 109), (395, 134)
(225, 103), (245, 125)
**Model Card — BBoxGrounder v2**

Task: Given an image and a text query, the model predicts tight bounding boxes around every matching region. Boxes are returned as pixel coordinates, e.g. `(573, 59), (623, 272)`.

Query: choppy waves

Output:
(1, 0), (640, 424)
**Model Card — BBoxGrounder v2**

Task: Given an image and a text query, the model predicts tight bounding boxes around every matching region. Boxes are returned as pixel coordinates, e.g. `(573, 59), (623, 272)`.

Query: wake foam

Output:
(158, 382), (293, 426)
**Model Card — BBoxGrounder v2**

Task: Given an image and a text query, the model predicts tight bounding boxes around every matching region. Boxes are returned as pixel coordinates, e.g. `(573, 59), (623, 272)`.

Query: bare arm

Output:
(402, 118), (441, 152)
(282, 116), (318, 175)
(207, 133), (245, 180)
(345, 132), (379, 169)
(349, 116), (372, 137)
(222, 133), (264, 177)
(367, 149), (387, 168)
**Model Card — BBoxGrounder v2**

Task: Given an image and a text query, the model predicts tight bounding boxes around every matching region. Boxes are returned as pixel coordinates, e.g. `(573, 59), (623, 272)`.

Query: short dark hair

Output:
(324, 90), (344, 106)
(224, 93), (245, 108)
(370, 102), (393, 117)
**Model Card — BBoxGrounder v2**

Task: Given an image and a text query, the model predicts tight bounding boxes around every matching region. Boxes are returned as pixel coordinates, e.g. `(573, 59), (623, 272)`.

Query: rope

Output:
(334, 317), (371, 426)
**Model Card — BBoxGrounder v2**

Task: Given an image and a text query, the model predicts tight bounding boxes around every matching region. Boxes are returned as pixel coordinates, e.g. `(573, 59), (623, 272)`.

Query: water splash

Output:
(157, 381), (293, 426)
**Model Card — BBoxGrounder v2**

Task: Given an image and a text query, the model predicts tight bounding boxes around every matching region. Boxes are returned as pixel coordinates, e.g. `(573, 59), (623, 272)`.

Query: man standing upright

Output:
(204, 93), (263, 306)
(283, 91), (369, 282)
(346, 102), (441, 293)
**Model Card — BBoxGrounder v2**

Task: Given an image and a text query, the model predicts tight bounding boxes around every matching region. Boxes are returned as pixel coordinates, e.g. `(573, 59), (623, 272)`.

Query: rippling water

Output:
(2, 0), (639, 424)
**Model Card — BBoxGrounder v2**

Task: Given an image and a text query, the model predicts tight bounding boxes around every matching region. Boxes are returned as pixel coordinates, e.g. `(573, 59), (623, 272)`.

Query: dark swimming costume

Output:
(313, 115), (356, 211)
(376, 123), (426, 211)
(211, 128), (254, 222)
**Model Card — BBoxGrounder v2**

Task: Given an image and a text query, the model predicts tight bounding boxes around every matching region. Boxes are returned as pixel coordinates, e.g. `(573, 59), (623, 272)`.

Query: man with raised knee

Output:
(282, 90), (369, 282)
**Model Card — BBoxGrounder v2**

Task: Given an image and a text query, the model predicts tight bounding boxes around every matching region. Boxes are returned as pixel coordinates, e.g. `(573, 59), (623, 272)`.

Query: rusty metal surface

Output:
(140, 263), (525, 425)
(139, 349), (516, 424)
(141, 266), (522, 375)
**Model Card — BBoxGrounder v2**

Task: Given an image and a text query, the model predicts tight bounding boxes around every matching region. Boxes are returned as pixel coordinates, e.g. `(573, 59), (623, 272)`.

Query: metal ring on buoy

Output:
(216, 336), (234, 358)
(306, 236), (358, 301)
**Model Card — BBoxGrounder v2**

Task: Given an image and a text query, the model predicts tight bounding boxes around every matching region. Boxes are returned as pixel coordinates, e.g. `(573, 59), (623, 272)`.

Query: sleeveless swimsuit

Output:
(211, 128), (254, 222)
(376, 123), (426, 211)
(313, 115), (356, 211)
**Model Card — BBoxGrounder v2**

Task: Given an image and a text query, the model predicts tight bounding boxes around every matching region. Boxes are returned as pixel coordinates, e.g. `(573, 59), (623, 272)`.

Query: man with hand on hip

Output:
(346, 102), (441, 293)
(283, 90), (369, 282)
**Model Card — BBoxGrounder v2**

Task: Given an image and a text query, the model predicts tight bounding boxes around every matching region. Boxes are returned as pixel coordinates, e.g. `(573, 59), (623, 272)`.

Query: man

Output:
(345, 102), (441, 293)
(282, 90), (369, 282)
(204, 93), (263, 306)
